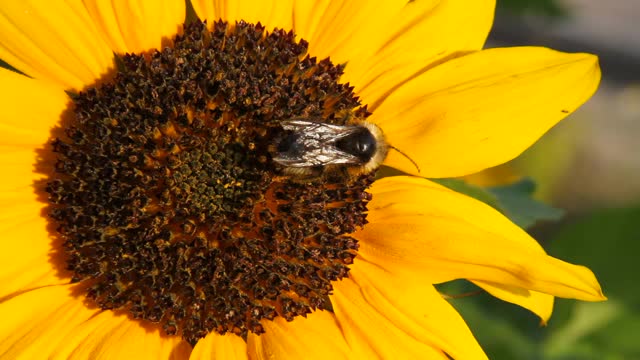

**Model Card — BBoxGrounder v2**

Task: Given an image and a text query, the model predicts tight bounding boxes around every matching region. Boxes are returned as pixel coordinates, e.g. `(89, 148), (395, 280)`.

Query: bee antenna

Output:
(389, 145), (420, 174)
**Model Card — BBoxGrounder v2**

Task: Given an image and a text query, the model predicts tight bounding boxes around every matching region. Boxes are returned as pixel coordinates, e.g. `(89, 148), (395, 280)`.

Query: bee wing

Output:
(280, 119), (359, 142)
(273, 146), (361, 167)
(274, 119), (362, 167)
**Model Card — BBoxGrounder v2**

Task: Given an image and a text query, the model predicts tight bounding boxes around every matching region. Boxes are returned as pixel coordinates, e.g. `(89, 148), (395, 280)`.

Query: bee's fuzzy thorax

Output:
(272, 119), (390, 182)
(357, 121), (389, 174)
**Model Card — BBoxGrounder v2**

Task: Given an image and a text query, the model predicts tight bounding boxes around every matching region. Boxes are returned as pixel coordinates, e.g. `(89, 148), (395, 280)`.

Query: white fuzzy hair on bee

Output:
(271, 118), (418, 181)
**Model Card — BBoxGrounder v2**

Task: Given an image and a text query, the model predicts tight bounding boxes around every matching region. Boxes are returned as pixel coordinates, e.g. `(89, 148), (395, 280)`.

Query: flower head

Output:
(0, 1), (604, 359)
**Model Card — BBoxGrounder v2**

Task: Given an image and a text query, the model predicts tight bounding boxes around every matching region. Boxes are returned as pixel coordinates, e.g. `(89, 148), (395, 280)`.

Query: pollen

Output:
(45, 20), (373, 345)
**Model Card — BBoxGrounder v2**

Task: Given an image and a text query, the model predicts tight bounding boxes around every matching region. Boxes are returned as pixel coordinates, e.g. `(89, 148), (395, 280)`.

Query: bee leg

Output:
(322, 165), (351, 183)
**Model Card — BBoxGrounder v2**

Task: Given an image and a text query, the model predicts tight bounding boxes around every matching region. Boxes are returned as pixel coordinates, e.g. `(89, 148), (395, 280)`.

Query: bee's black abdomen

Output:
(335, 127), (377, 162)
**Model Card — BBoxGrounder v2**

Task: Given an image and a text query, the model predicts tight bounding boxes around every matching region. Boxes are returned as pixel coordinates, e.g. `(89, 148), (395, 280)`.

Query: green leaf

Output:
(549, 206), (640, 307)
(544, 301), (622, 357)
(488, 178), (565, 229)
(541, 205), (640, 359)
(442, 287), (539, 359)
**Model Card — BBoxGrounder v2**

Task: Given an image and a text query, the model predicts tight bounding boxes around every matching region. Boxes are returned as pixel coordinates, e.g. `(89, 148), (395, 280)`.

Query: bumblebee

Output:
(271, 118), (389, 181)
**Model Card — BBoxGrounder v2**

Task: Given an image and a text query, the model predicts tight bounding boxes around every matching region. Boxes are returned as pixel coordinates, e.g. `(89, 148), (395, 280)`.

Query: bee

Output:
(272, 118), (416, 181)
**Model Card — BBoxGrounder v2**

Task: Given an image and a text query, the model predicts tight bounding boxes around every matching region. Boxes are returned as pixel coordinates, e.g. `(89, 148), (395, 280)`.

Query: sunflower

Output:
(0, 0), (604, 359)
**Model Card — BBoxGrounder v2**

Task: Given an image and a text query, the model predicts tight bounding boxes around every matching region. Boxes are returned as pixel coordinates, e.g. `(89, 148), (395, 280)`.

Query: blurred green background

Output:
(444, 0), (640, 358)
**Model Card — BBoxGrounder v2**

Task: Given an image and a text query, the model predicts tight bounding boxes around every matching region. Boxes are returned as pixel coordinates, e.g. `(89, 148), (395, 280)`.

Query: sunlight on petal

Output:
(374, 48), (600, 178)
(356, 176), (605, 302)
(0, 1), (114, 90)
(82, 0), (185, 54)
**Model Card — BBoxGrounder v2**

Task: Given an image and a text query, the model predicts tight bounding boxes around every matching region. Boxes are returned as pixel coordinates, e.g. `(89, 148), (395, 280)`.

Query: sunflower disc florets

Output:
(45, 20), (373, 345)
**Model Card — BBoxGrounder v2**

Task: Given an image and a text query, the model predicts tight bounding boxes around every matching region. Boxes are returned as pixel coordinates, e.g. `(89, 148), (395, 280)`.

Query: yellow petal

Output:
(247, 310), (351, 360)
(331, 275), (452, 359)
(0, 155), (46, 228)
(0, 147), (68, 300)
(356, 176), (605, 301)
(0, 284), (190, 359)
(53, 311), (192, 360)
(82, 0), (186, 54)
(0, 1), (114, 90)
(471, 280), (554, 324)
(337, 258), (488, 360)
(291, 0), (331, 43)
(0, 146), (46, 191)
(190, 333), (246, 360)
(462, 164), (521, 187)
(0, 68), (69, 147)
(346, 0), (495, 110)
(0, 284), (97, 359)
(0, 71), (71, 297)
(306, 0), (406, 65)
(0, 214), (69, 301)
(191, 0), (228, 23)
(190, 0), (218, 25)
(373, 47), (601, 177)
(193, 0), (294, 32)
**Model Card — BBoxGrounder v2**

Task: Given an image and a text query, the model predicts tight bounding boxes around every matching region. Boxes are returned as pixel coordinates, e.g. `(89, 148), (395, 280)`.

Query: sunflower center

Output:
(45, 20), (374, 345)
